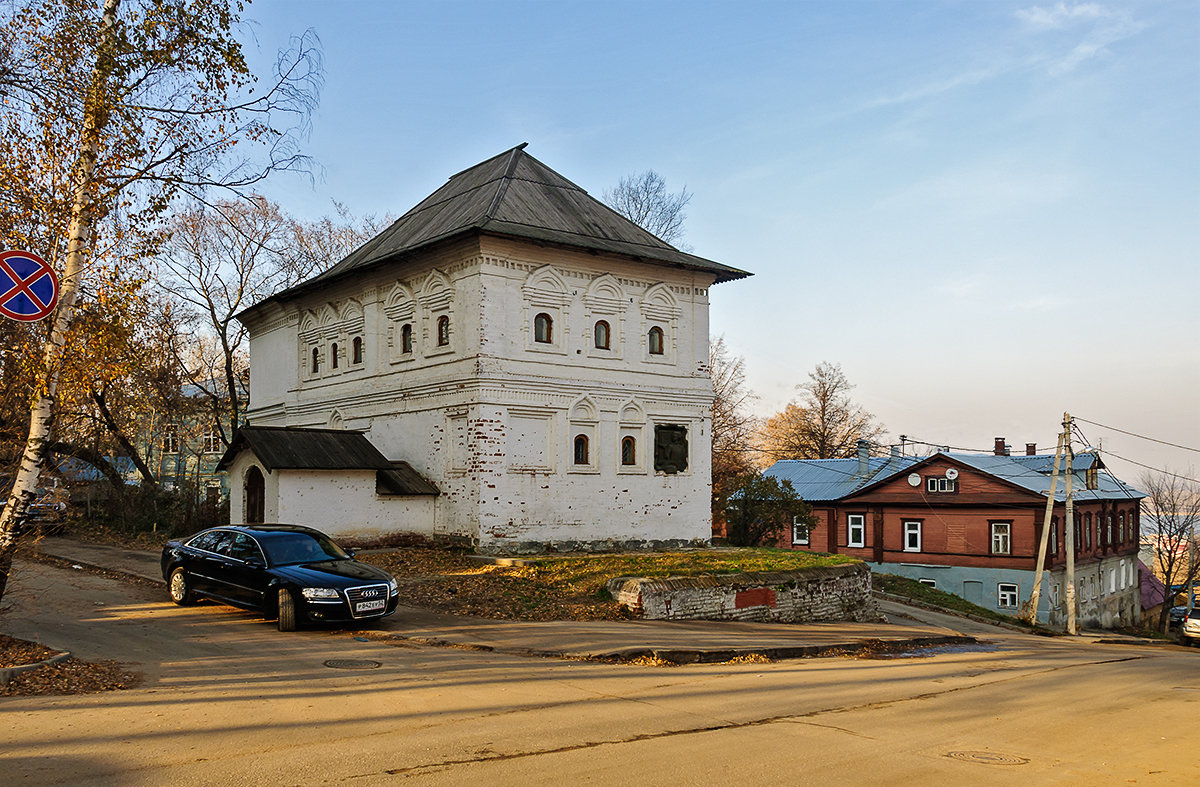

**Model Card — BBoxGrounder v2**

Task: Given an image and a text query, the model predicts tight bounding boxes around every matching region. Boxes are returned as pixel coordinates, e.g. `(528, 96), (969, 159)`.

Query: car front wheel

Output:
(277, 588), (297, 632)
(168, 568), (195, 606)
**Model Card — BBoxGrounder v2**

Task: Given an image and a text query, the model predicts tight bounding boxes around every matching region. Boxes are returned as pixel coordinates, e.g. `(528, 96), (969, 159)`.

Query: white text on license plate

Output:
(356, 599), (385, 613)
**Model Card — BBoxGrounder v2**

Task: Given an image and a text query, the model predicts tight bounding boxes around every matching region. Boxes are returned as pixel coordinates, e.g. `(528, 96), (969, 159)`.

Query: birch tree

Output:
(0, 0), (321, 602)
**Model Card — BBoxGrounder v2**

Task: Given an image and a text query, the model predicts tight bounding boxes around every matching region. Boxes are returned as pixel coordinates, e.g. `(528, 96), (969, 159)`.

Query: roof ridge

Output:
(483, 144), (528, 222)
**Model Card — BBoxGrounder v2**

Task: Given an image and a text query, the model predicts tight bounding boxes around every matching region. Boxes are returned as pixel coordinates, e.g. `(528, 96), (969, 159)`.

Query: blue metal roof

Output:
(765, 456), (918, 502)
(764, 451), (1143, 503)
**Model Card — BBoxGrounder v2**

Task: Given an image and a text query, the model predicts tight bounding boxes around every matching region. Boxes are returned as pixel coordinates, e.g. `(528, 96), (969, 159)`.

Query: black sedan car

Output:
(160, 524), (399, 631)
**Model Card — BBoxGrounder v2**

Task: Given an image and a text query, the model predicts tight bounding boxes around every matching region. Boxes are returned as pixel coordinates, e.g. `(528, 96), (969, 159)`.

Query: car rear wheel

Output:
(277, 588), (297, 632)
(168, 568), (195, 606)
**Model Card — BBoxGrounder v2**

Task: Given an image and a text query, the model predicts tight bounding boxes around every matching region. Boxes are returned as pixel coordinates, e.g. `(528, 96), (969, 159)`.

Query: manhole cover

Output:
(323, 659), (382, 670)
(945, 751), (1029, 766)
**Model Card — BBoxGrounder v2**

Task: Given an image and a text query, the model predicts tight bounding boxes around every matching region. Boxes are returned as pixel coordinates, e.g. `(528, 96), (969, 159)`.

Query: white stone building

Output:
(219, 145), (749, 553)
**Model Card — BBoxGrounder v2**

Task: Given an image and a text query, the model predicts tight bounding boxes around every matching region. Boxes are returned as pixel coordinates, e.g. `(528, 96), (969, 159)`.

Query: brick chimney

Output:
(1026, 443), (1037, 456)
(994, 437), (1007, 456)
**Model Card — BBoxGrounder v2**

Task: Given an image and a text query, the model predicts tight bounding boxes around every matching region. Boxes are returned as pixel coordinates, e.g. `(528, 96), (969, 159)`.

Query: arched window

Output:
(401, 323), (413, 354)
(352, 336), (363, 365)
(534, 312), (553, 343)
(311, 347), (320, 374)
(330, 342), (339, 369)
(648, 326), (664, 355)
(621, 436), (636, 466)
(573, 435), (589, 465)
(594, 320), (610, 350)
(437, 315), (450, 346)
(244, 466), (265, 524)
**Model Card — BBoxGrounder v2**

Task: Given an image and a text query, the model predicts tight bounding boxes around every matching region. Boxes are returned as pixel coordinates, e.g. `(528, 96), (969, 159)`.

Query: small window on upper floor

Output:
(330, 342), (339, 369)
(534, 312), (553, 344)
(648, 326), (664, 355)
(621, 436), (636, 466)
(162, 430), (179, 454)
(201, 431), (222, 454)
(926, 477), (957, 493)
(594, 320), (611, 350)
(437, 315), (450, 347)
(352, 336), (363, 365)
(573, 434), (589, 465)
(991, 522), (1011, 555)
(311, 347), (320, 374)
(401, 323), (413, 354)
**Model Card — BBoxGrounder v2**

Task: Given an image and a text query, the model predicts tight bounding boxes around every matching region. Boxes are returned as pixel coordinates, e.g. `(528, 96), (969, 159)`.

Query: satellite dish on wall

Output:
(946, 468), (959, 480)
(908, 473), (921, 487)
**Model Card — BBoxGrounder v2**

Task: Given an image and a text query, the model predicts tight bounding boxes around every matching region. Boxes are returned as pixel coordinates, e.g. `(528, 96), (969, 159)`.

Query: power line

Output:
(1075, 416), (1200, 455)
(1094, 449), (1200, 485)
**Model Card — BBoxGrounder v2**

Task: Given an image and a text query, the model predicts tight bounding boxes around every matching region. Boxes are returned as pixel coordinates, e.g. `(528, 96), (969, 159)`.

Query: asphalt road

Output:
(2, 560), (1197, 785)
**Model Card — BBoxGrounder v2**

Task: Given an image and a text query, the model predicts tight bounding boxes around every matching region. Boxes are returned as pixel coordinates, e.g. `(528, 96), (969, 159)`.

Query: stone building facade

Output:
(226, 145), (748, 552)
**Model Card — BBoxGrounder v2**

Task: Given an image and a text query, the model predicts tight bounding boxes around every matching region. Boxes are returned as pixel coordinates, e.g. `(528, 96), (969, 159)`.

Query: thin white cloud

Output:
(1016, 3), (1113, 32)
(865, 67), (1004, 110)
(1016, 2), (1144, 74)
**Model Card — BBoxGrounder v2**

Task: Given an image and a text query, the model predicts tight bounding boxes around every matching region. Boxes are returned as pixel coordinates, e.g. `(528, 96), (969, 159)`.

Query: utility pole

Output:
(1063, 412), (1077, 635)
(1025, 429), (1065, 624)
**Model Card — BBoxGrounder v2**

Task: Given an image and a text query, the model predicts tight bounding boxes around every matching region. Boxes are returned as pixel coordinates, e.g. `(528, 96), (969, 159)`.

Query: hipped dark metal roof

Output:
(251, 144), (749, 313)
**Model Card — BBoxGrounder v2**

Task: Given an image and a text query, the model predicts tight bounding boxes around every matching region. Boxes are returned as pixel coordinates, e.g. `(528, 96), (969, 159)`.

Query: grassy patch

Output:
(363, 548), (855, 621)
(872, 573), (1037, 629)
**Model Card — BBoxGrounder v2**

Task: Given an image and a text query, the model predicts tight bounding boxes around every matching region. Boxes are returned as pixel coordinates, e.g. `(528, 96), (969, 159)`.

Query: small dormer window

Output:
(926, 477), (957, 493)
(534, 312), (553, 344)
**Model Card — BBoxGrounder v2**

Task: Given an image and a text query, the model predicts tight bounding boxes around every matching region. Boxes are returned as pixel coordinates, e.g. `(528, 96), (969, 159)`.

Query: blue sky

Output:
(245, 0), (1199, 481)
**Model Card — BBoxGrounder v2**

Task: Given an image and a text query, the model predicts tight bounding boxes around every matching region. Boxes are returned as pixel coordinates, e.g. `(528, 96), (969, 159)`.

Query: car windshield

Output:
(260, 533), (349, 565)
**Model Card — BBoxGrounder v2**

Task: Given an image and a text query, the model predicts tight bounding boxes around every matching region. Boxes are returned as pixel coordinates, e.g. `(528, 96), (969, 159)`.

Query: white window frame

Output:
(926, 477), (957, 493)
(792, 516), (810, 546)
(903, 521), (922, 552)
(998, 582), (1019, 608)
(201, 431), (221, 454)
(990, 522), (1011, 555)
(847, 514), (865, 548)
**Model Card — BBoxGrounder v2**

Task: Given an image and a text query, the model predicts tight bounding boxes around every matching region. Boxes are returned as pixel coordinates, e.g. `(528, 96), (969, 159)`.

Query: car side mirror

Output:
(245, 558), (264, 569)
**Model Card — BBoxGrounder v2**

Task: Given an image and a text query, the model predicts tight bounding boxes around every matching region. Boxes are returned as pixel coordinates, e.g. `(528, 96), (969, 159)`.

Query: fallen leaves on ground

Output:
(0, 635), (140, 697)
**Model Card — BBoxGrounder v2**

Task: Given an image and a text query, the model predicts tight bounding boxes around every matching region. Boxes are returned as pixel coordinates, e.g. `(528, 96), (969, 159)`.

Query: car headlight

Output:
(387, 578), (399, 595)
(301, 587), (341, 601)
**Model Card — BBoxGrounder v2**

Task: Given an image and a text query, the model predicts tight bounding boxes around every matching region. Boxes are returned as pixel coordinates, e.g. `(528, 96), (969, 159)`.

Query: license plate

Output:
(355, 599), (385, 613)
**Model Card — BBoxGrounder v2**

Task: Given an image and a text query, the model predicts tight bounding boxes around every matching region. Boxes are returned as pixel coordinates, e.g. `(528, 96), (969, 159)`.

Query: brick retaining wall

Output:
(606, 562), (881, 623)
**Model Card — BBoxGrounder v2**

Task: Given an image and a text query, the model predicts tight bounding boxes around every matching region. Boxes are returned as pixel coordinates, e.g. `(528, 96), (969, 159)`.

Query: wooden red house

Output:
(765, 439), (1143, 628)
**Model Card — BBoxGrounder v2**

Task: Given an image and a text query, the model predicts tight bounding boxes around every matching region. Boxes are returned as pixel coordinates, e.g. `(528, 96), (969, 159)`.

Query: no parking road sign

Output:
(0, 250), (59, 322)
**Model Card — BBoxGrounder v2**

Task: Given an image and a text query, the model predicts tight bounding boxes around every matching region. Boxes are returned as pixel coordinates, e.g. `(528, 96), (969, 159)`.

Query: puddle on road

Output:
(863, 643), (1000, 660)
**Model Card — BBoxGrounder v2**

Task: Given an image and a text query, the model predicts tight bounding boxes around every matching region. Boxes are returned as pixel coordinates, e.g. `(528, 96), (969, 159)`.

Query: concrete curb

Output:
(37, 553), (164, 587)
(0, 650), (71, 685)
(380, 632), (977, 665)
(872, 590), (1048, 635)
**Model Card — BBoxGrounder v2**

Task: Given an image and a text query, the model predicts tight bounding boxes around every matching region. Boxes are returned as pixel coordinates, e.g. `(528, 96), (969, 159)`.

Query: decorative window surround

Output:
(523, 266), (569, 355)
